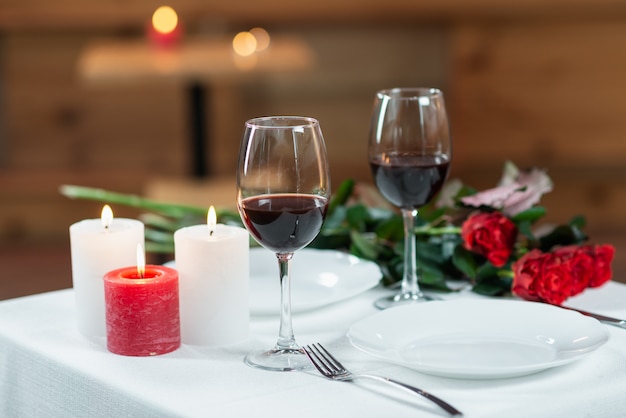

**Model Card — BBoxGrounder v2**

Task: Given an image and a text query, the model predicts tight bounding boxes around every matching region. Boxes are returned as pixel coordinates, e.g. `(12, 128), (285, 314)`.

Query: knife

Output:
(562, 306), (626, 329)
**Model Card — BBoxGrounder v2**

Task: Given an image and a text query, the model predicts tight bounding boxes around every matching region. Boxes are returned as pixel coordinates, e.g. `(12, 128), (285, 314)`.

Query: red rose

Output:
(461, 212), (517, 267)
(585, 244), (615, 287)
(512, 250), (571, 305)
(538, 250), (577, 304)
(554, 246), (595, 296)
(511, 249), (544, 302)
(512, 244), (614, 305)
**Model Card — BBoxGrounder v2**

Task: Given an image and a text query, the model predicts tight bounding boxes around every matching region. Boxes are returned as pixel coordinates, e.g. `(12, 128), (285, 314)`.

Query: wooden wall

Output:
(449, 20), (626, 236)
(0, 32), (189, 242)
(0, 24), (448, 242)
(0, 2), (625, 282)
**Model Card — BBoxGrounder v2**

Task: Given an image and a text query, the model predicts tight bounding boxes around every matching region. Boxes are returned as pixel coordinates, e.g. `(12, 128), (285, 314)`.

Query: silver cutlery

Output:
(561, 306), (626, 329)
(303, 343), (463, 416)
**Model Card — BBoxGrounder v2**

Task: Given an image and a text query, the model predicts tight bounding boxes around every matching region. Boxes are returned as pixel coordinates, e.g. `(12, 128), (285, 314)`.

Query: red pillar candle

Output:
(104, 265), (181, 356)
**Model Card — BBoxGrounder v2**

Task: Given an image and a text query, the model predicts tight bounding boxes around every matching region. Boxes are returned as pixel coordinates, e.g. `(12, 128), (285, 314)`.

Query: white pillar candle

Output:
(69, 205), (144, 338)
(174, 209), (249, 346)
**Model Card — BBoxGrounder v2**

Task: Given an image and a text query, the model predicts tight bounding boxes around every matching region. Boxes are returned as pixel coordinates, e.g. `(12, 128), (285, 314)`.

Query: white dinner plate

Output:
(249, 248), (381, 315)
(347, 299), (609, 379)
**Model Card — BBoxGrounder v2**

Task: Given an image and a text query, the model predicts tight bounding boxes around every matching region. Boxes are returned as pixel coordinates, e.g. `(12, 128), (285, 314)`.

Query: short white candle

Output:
(69, 205), (144, 338)
(174, 207), (249, 346)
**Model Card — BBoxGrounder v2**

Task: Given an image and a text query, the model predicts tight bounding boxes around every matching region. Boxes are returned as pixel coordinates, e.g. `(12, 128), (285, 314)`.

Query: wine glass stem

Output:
(276, 253), (298, 350)
(401, 208), (421, 296)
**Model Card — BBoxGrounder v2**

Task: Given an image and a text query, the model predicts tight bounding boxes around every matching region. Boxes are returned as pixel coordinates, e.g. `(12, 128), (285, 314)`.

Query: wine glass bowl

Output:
(237, 116), (330, 371)
(368, 88), (452, 309)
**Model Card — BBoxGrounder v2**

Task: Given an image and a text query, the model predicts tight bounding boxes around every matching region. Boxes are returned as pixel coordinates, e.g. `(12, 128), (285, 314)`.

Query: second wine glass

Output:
(237, 116), (331, 371)
(368, 87), (452, 309)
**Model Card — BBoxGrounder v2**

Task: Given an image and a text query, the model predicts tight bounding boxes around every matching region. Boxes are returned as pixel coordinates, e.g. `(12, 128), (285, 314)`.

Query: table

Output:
(2, 281), (626, 417)
(77, 36), (315, 178)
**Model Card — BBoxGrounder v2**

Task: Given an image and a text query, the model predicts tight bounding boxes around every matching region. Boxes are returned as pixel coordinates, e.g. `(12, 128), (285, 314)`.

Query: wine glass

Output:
(237, 116), (331, 371)
(368, 87), (452, 309)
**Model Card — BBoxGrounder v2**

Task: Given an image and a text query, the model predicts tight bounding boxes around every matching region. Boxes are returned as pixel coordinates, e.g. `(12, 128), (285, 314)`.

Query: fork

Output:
(303, 343), (463, 416)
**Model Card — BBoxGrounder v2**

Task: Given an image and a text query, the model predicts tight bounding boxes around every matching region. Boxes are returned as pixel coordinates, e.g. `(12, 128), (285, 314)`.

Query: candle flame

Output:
(101, 205), (113, 229)
(207, 206), (217, 236)
(152, 6), (178, 34)
(136, 243), (145, 279)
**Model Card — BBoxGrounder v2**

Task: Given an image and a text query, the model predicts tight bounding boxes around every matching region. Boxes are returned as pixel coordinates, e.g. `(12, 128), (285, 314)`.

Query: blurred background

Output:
(1, 0), (625, 299)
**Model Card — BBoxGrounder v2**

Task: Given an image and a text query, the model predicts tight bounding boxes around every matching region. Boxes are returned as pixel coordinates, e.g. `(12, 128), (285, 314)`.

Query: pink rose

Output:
(461, 163), (553, 216)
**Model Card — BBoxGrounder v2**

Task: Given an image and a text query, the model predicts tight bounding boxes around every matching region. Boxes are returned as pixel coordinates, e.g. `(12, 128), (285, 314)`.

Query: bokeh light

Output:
(152, 6), (179, 34)
(232, 32), (257, 56)
(250, 27), (271, 51)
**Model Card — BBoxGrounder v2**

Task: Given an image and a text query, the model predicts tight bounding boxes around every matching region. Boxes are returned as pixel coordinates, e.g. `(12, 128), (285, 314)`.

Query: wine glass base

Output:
(244, 347), (312, 372)
(374, 291), (441, 310)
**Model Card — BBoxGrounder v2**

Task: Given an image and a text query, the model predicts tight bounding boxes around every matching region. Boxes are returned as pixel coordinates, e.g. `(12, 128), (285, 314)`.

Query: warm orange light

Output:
(152, 6), (178, 34)
(136, 243), (146, 279)
(101, 205), (113, 229)
(207, 206), (217, 236)
(250, 27), (270, 51)
(232, 31), (257, 56)
(233, 53), (258, 71)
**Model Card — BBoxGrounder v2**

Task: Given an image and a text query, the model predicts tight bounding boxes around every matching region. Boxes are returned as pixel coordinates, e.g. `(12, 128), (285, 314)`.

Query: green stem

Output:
(414, 225), (462, 236)
(498, 269), (515, 279)
(60, 184), (208, 218)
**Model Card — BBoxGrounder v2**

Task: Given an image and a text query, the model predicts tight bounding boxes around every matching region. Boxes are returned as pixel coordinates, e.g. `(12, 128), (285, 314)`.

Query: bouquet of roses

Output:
(455, 163), (614, 305)
(306, 161), (614, 305)
(61, 161), (615, 306)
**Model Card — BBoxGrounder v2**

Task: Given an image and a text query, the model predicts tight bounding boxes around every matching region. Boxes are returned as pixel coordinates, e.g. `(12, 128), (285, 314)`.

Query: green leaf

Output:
(569, 215), (586, 229)
(327, 179), (354, 216)
(377, 255), (403, 286)
(452, 245), (478, 278)
(375, 215), (404, 241)
(517, 220), (536, 241)
(511, 206), (546, 223)
(539, 224), (588, 251)
(419, 269), (450, 292)
(476, 262), (498, 280)
(418, 257), (445, 276)
(346, 204), (370, 231)
(472, 276), (512, 296)
(415, 239), (446, 264)
(309, 228), (351, 250)
(349, 230), (379, 260)
(322, 205), (347, 230)
(417, 204), (447, 223)
(367, 207), (397, 222)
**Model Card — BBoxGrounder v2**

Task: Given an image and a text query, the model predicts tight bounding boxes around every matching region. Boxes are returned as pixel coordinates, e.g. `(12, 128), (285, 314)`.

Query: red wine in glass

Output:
(237, 116), (331, 371)
(239, 194), (329, 254)
(370, 153), (450, 209)
(368, 87), (452, 309)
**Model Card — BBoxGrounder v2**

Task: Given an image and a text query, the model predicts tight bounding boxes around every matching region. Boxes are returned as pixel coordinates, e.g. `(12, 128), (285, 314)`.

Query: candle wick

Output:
(210, 229), (215, 237)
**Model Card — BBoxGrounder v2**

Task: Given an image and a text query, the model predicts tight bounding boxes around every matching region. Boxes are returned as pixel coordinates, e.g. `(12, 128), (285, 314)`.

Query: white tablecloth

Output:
(1, 281), (626, 418)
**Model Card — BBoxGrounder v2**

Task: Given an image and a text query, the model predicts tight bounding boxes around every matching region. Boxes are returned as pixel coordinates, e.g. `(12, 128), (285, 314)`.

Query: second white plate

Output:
(250, 248), (381, 315)
(347, 299), (609, 379)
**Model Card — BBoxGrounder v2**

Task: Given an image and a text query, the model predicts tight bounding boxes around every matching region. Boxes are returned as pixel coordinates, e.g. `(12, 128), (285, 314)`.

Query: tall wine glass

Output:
(368, 88), (452, 309)
(237, 116), (331, 371)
